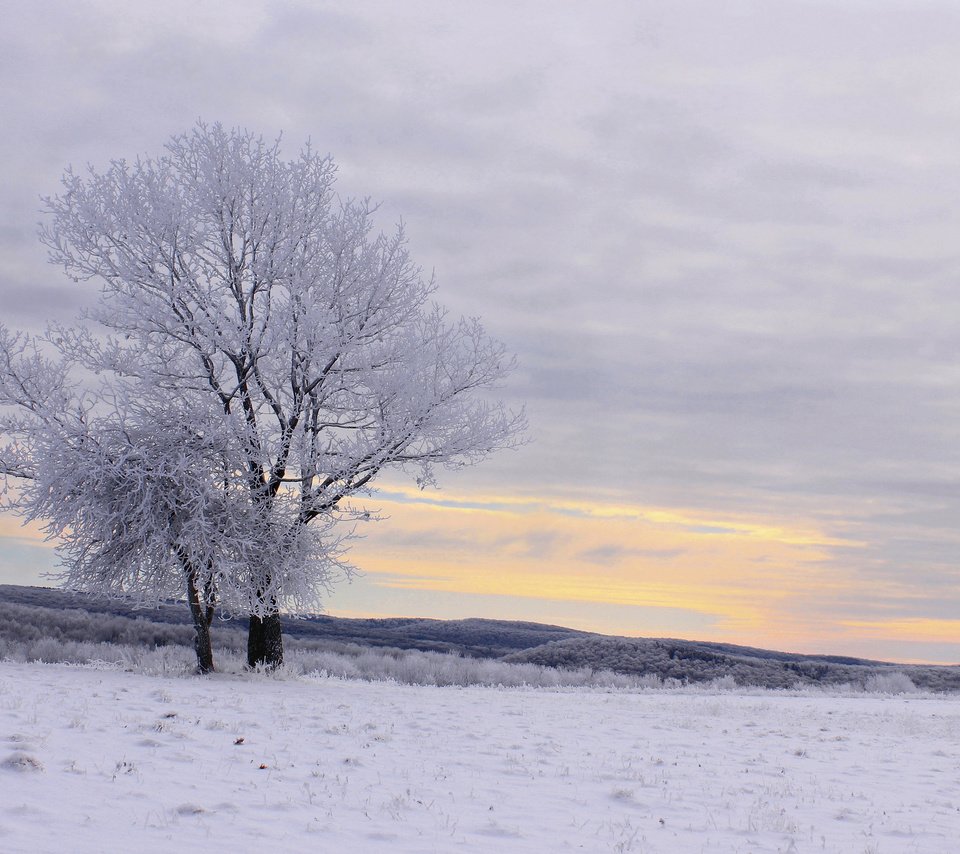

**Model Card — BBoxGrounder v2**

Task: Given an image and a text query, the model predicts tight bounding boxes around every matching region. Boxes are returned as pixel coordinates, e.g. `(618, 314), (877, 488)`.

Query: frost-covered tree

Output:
(0, 122), (524, 670)
(0, 330), (351, 673)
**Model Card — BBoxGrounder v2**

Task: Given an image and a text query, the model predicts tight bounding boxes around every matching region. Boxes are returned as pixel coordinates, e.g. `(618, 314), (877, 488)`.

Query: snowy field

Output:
(0, 662), (958, 853)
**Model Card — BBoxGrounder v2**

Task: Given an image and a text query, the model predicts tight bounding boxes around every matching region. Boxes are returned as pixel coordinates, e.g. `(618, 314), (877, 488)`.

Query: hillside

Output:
(2, 584), (959, 690)
(0, 584), (588, 657)
(502, 635), (960, 691)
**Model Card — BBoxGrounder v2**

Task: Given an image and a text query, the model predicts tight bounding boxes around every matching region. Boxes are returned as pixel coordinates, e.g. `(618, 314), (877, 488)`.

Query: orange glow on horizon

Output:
(0, 483), (955, 663)
(839, 618), (960, 644)
(346, 485), (877, 646)
(0, 514), (55, 548)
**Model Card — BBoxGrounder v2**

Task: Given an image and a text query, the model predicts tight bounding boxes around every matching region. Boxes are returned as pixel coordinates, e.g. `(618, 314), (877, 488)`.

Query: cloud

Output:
(576, 545), (685, 566)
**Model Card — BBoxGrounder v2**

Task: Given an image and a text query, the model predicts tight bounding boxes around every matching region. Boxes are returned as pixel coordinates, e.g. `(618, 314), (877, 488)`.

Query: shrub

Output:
(863, 671), (919, 694)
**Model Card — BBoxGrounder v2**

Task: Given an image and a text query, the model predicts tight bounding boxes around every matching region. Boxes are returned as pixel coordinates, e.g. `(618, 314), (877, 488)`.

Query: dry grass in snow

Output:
(0, 661), (958, 853)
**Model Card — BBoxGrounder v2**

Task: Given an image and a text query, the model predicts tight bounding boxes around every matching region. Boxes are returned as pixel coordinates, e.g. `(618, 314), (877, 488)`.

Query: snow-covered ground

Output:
(0, 662), (957, 853)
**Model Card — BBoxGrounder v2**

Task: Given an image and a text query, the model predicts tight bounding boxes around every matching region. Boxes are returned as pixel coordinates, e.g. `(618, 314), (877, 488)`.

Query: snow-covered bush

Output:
(863, 671), (919, 694)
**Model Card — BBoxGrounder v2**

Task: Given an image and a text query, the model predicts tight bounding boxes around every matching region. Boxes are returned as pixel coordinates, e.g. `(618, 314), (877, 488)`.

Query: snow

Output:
(0, 662), (958, 852)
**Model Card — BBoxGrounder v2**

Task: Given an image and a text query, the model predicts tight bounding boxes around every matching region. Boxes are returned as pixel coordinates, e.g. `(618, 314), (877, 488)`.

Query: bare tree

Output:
(0, 122), (524, 670)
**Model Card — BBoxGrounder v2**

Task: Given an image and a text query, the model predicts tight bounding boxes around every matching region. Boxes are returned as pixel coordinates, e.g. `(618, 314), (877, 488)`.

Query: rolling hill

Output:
(2, 583), (959, 690)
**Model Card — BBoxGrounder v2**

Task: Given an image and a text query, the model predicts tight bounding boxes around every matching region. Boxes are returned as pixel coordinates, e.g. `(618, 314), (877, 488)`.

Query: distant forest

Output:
(2, 584), (958, 692)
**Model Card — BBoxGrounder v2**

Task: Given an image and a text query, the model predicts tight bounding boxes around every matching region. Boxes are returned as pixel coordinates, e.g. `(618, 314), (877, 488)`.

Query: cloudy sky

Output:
(3, 0), (960, 663)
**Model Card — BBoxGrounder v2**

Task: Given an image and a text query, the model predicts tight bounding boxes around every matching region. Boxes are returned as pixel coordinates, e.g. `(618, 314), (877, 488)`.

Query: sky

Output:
(2, 0), (960, 663)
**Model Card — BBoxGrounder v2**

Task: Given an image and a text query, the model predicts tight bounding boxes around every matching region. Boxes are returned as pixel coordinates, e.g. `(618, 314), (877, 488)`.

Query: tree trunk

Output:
(185, 571), (215, 674)
(247, 611), (284, 669)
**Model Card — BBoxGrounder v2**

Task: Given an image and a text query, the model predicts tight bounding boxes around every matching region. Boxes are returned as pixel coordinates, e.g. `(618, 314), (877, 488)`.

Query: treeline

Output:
(0, 594), (647, 689)
(0, 585), (588, 656)
(503, 636), (960, 692)
(2, 585), (958, 692)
